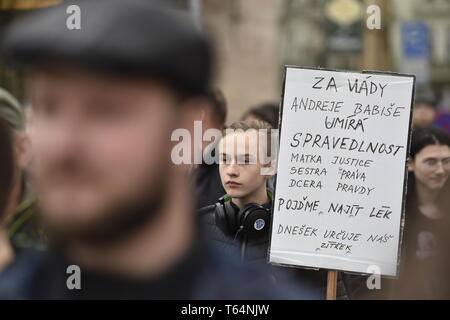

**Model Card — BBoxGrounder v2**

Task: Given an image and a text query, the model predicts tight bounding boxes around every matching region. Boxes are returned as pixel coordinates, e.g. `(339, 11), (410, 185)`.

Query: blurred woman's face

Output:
(409, 144), (450, 191)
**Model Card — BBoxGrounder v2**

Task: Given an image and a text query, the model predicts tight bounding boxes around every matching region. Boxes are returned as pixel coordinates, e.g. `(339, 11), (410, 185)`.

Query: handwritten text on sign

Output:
(269, 67), (414, 276)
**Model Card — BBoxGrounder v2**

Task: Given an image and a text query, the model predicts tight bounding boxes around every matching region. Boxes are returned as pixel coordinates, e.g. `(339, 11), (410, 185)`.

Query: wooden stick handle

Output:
(326, 270), (338, 300)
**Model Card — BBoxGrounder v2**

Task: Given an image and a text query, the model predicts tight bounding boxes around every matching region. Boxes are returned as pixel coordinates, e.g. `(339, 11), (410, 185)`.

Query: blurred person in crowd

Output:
(242, 103), (279, 129)
(200, 120), (326, 298)
(0, 87), (42, 253)
(433, 111), (450, 136)
(0, 0), (316, 299)
(390, 127), (450, 299)
(412, 88), (437, 129)
(193, 88), (227, 209)
(0, 119), (15, 270)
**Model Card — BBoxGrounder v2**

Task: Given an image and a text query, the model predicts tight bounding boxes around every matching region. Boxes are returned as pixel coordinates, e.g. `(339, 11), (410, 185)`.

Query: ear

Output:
(407, 157), (414, 172)
(24, 106), (33, 130)
(13, 132), (30, 170)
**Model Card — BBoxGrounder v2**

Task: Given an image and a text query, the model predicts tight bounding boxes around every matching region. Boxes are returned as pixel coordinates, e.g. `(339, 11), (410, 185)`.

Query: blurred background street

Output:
(1, 0), (450, 127)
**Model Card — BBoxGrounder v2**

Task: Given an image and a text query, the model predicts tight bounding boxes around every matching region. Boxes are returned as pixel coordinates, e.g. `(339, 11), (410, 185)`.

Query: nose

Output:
(435, 162), (445, 175)
(226, 163), (239, 178)
(46, 114), (84, 158)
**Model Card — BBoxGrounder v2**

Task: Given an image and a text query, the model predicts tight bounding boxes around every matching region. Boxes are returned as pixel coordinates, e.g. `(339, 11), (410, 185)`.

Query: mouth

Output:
(429, 176), (448, 184)
(225, 181), (242, 188)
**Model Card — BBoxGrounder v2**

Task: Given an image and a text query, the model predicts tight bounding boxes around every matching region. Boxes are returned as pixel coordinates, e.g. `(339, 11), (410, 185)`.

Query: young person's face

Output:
(27, 66), (183, 242)
(409, 144), (450, 190)
(219, 130), (269, 200)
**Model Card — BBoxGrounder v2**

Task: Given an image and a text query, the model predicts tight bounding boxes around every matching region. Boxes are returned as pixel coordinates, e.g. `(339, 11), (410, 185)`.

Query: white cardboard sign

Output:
(269, 67), (415, 276)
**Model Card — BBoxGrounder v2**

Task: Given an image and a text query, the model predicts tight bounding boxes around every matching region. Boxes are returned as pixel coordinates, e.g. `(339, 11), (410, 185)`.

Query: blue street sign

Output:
(402, 22), (429, 58)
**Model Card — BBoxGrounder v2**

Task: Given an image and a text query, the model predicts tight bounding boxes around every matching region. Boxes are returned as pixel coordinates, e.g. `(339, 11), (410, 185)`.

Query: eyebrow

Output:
(423, 157), (450, 161)
(237, 153), (254, 159)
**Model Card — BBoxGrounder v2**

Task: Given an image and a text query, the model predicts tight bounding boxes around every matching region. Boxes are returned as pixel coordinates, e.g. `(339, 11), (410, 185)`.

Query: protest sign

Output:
(269, 67), (415, 277)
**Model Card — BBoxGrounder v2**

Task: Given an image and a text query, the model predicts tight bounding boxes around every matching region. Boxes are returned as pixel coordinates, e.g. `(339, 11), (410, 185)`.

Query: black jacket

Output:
(0, 234), (320, 299)
(199, 200), (327, 298)
(194, 162), (226, 210)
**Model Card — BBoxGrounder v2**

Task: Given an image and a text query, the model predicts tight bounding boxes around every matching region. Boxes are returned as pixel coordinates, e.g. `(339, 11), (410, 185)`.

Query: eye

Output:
(443, 158), (450, 166)
(220, 154), (230, 164)
(237, 155), (252, 165)
(33, 97), (59, 118)
(88, 100), (126, 120)
(425, 159), (437, 166)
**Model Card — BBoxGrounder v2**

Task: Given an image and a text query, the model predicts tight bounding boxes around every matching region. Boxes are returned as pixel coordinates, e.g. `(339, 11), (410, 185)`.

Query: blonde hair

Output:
(226, 120), (272, 132)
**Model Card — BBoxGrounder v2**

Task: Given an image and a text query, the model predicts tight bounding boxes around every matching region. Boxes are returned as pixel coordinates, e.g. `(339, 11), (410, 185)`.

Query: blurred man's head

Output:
(219, 121), (274, 206)
(3, 0), (212, 245)
(204, 88), (227, 130)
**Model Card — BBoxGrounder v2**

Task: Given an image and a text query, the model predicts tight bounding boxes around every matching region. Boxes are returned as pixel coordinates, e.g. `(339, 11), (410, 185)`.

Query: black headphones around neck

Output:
(215, 191), (272, 238)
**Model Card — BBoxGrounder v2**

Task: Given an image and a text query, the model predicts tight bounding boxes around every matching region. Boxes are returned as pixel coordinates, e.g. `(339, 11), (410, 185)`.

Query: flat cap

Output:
(0, 87), (23, 131)
(2, 0), (212, 96)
